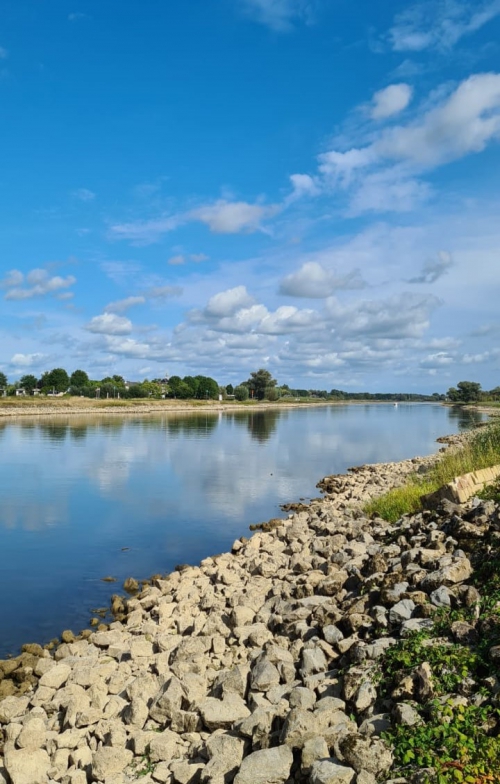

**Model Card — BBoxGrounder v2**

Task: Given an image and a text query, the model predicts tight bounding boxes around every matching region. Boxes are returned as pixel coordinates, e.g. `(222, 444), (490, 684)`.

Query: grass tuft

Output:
(365, 421), (500, 522)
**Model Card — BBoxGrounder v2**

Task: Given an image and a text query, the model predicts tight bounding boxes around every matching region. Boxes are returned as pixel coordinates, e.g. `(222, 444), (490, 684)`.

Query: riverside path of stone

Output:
(0, 431), (489, 784)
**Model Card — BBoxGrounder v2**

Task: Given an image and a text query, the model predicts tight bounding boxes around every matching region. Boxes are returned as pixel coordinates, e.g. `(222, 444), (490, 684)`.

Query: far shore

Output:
(0, 396), (452, 420)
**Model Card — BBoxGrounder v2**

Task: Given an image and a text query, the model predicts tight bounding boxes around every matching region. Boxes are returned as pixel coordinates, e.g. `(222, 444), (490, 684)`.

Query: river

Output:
(0, 403), (482, 657)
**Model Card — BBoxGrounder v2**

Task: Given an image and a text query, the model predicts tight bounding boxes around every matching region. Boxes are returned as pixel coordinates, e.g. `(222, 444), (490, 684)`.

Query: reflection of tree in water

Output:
(246, 411), (281, 443)
(69, 424), (89, 441)
(166, 415), (218, 437)
(39, 423), (69, 442)
(447, 406), (484, 431)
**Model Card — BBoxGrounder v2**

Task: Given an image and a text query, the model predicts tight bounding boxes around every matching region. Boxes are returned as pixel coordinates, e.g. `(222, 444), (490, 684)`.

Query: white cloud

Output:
(190, 200), (280, 234)
(286, 174), (321, 204)
(388, 0), (500, 52)
(105, 296), (146, 313)
(147, 285), (183, 300)
(315, 73), (500, 214)
(371, 84), (413, 119)
(190, 253), (209, 263)
(109, 214), (184, 244)
(72, 188), (95, 201)
(280, 261), (367, 298)
(325, 292), (441, 339)
(10, 353), (47, 368)
(2, 268), (76, 300)
(409, 251), (453, 283)
(205, 286), (255, 318)
(237, 0), (316, 31)
(85, 313), (133, 336)
(168, 254), (185, 266)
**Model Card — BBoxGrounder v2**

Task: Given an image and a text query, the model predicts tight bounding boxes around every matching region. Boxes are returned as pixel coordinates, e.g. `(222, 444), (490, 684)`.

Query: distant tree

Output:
(41, 368), (70, 393)
(225, 384), (234, 396)
(70, 369), (89, 387)
(457, 381), (482, 402)
(125, 384), (148, 399)
(0, 372), (7, 388)
(488, 387), (500, 400)
(247, 369), (277, 401)
(19, 374), (38, 393)
(183, 376), (199, 398)
(194, 375), (219, 399)
(266, 387), (279, 401)
(234, 384), (249, 401)
(112, 375), (125, 384)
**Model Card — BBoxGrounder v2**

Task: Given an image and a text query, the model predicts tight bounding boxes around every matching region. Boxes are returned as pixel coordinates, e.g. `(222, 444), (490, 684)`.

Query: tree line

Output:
(446, 381), (500, 403)
(1, 366), (495, 403)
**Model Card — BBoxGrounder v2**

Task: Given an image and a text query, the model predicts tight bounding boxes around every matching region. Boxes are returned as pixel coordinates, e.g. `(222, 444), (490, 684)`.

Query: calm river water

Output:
(0, 403), (483, 656)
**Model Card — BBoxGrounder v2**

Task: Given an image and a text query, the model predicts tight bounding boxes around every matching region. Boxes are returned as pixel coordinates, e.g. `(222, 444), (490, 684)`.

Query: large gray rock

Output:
(338, 736), (393, 776)
(200, 694), (250, 731)
(280, 708), (317, 748)
(233, 746), (293, 784)
(16, 718), (46, 750)
(388, 600), (415, 625)
(149, 676), (186, 724)
(309, 759), (356, 784)
(420, 556), (472, 590)
(91, 746), (133, 780)
(149, 729), (180, 762)
(4, 748), (51, 784)
(38, 662), (72, 690)
(250, 659), (280, 692)
(201, 732), (246, 783)
(0, 696), (30, 724)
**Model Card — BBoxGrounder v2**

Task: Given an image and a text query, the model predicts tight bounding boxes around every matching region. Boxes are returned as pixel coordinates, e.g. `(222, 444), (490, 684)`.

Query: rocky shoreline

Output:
(1, 430), (497, 784)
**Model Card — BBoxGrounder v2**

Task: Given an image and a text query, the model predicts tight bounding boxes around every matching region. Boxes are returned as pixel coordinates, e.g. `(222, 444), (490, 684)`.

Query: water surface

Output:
(0, 404), (482, 656)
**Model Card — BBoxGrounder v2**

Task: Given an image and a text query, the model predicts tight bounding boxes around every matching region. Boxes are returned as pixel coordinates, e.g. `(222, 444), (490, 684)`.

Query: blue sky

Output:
(1, 0), (500, 392)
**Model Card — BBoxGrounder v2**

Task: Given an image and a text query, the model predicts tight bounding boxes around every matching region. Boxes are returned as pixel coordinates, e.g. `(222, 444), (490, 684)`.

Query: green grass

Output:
(364, 421), (500, 522)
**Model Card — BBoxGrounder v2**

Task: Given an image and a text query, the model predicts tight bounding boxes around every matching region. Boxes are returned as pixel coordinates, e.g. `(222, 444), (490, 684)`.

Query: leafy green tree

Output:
(41, 368), (70, 393)
(266, 387), (279, 401)
(456, 381), (482, 402)
(448, 381), (482, 403)
(234, 384), (249, 401)
(70, 369), (89, 387)
(194, 375), (219, 399)
(247, 369), (277, 401)
(225, 384), (234, 395)
(125, 384), (148, 398)
(0, 372), (7, 388)
(19, 374), (38, 392)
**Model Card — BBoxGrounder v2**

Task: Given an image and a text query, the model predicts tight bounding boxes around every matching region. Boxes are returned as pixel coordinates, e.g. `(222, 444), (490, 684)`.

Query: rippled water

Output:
(0, 404), (482, 656)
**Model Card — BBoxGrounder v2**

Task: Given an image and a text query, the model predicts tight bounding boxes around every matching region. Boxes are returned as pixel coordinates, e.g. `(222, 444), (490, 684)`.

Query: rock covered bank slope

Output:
(1, 436), (498, 784)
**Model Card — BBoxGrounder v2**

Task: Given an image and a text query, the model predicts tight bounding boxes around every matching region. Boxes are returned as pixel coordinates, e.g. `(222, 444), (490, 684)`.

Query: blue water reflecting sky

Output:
(0, 404), (482, 656)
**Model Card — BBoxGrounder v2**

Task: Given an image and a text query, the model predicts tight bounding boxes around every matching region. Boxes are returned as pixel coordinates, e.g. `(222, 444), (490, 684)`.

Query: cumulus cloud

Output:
(110, 200), (279, 243)
(409, 251), (454, 283)
(168, 254), (185, 266)
(190, 200), (280, 234)
(325, 292), (441, 339)
(85, 313), (133, 336)
(388, 0), (500, 52)
(104, 296), (146, 313)
(315, 73), (500, 214)
(10, 353), (47, 368)
(205, 286), (256, 318)
(1, 268), (76, 300)
(370, 84), (413, 119)
(280, 262), (367, 298)
(237, 0), (317, 31)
